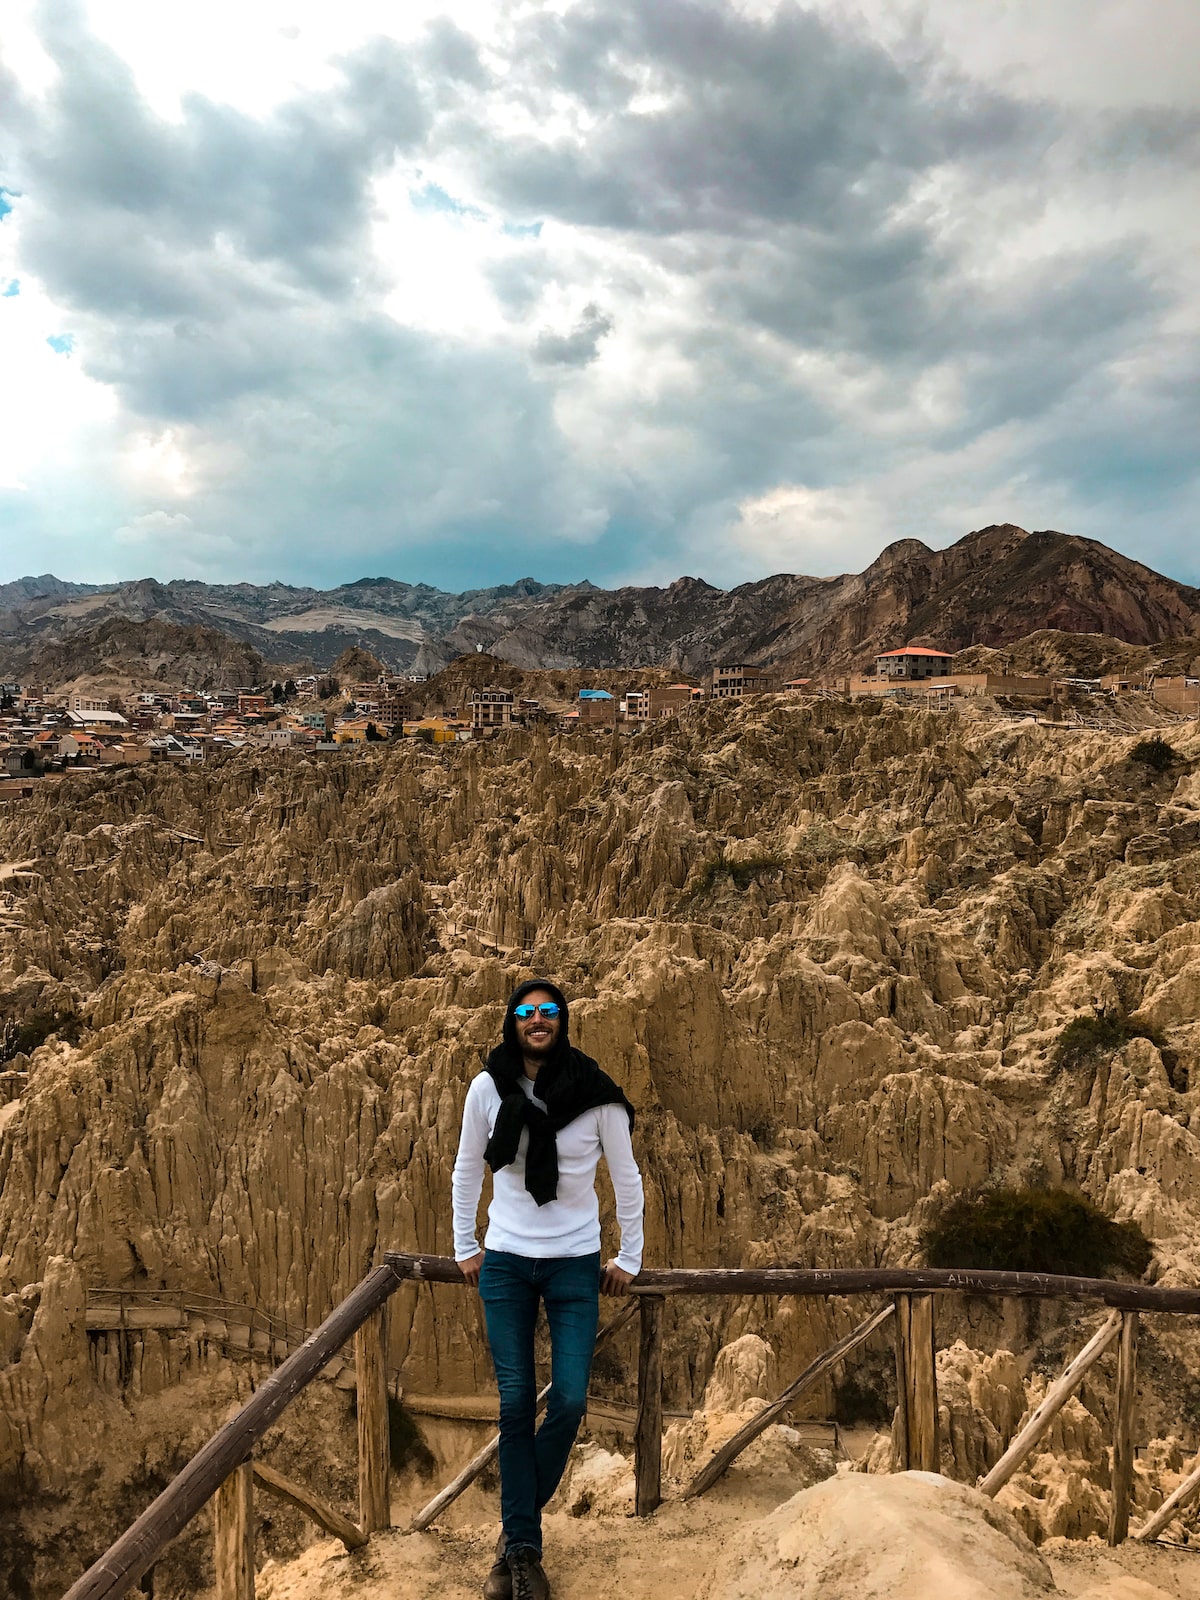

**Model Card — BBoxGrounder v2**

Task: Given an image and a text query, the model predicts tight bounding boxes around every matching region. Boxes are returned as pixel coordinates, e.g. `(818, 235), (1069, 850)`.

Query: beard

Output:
(520, 1030), (559, 1058)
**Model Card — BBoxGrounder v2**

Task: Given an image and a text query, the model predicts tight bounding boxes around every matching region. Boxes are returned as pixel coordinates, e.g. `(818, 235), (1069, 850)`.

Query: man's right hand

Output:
(459, 1251), (484, 1288)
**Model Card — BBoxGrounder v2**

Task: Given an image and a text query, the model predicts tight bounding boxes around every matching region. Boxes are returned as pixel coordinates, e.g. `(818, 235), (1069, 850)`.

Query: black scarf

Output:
(481, 981), (635, 1206)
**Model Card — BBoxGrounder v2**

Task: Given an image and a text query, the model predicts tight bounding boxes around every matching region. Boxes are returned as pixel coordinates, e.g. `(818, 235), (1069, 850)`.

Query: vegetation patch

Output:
(1129, 737), (1181, 773)
(921, 1185), (1152, 1279)
(1052, 1009), (1167, 1074)
(688, 848), (786, 897)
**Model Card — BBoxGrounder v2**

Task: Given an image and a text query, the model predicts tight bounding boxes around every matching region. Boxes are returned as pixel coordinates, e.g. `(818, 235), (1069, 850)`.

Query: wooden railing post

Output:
(891, 1294), (909, 1472)
(634, 1294), (664, 1515)
(356, 1305), (390, 1533)
(1109, 1311), (1139, 1546)
(893, 1293), (939, 1473)
(213, 1461), (253, 1600)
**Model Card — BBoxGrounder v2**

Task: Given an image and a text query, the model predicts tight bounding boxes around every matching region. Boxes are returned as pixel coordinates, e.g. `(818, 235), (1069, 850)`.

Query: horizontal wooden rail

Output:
(384, 1253), (1200, 1312)
(61, 1261), (403, 1600)
(401, 1390), (691, 1424)
(85, 1286), (405, 1393)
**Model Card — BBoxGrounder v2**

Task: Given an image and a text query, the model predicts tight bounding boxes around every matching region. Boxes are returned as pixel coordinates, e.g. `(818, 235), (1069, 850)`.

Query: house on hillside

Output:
(31, 731), (80, 763)
(469, 687), (515, 731)
(3, 745), (40, 778)
(402, 716), (469, 743)
(148, 734), (204, 762)
(97, 741), (152, 765)
(252, 726), (306, 749)
(711, 664), (765, 698)
(647, 684), (693, 719)
(1151, 677), (1200, 714)
(577, 689), (616, 727)
(70, 694), (115, 716)
(874, 646), (954, 681)
(67, 707), (128, 730)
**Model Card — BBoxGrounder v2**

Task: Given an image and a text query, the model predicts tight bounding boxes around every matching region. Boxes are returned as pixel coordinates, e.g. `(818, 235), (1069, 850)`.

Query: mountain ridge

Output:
(3, 525), (1198, 687)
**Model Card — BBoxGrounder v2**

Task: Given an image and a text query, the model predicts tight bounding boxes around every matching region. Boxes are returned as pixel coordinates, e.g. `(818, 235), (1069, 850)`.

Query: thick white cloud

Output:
(0, 0), (1196, 590)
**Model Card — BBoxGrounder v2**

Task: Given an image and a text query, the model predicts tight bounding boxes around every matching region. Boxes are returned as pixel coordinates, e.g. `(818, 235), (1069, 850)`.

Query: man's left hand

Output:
(601, 1260), (636, 1296)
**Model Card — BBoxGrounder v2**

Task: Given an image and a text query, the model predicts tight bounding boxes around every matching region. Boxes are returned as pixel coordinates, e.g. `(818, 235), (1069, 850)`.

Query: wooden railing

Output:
(59, 1256), (1200, 1600)
(84, 1287), (405, 1392)
(62, 1264), (402, 1600)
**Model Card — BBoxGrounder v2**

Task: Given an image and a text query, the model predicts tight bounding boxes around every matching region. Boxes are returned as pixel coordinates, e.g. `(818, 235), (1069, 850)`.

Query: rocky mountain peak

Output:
(4, 526), (1199, 691)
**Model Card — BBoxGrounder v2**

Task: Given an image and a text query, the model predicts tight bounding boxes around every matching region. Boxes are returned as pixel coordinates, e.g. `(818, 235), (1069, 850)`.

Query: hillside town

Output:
(2, 645), (1198, 801)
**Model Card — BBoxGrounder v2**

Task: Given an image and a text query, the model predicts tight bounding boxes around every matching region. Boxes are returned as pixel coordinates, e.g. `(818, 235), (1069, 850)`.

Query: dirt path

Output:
(257, 1479), (1200, 1600)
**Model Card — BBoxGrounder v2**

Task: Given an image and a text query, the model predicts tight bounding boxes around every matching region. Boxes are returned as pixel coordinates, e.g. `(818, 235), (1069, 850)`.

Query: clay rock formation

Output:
(695, 1472), (1056, 1600)
(661, 1333), (834, 1499)
(4, 696), (1200, 1588)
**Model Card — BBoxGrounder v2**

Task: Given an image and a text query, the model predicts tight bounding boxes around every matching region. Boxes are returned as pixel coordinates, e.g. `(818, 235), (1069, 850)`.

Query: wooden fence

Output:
(58, 1256), (1200, 1600)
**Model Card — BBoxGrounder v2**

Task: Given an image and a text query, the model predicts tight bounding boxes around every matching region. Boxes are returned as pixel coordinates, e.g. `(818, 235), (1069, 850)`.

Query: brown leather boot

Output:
(506, 1548), (550, 1600)
(482, 1531), (511, 1600)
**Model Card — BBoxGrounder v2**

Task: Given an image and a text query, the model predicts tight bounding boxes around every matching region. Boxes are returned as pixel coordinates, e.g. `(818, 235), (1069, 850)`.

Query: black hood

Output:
(497, 977), (571, 1077)
(482, 977), (634, 1204)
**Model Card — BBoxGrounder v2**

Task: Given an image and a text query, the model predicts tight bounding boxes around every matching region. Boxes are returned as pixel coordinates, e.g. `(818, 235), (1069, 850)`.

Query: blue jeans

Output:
(478, 1249), (601, 1557)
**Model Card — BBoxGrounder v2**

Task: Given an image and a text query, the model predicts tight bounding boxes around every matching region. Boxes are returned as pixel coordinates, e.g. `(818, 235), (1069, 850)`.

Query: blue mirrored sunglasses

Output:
(513, 1002), (561, 1019)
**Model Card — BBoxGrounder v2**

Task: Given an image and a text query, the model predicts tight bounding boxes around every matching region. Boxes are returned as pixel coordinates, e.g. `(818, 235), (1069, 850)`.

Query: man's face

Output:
(514, 989), (561, 1059)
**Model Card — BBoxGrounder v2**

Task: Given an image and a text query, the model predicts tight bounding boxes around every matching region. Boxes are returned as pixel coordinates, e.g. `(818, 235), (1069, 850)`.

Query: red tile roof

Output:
(875, 646), (953, 658)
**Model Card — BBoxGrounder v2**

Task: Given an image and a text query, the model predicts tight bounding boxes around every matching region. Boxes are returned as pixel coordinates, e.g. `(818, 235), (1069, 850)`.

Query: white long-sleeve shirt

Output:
(452, 1071), (644, 1274)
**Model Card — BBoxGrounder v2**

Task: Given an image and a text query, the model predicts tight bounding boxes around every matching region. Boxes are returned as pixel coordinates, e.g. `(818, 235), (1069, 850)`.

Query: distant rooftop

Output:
(67, 708), (128, 725)
(578, 689), (613, 699)
(875, 646), (953, 658)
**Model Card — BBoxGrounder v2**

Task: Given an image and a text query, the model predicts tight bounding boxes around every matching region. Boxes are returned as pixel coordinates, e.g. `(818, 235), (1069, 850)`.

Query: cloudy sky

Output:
(1, 0), (1197, 592)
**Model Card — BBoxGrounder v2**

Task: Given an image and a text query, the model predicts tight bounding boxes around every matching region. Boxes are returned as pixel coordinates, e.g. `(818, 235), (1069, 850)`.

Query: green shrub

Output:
(689, 848), (785, 897)
(921, 1185), (1152, 1279)
(1053, 1009), (1166, 1073)
(1129, 737), (1180, 773)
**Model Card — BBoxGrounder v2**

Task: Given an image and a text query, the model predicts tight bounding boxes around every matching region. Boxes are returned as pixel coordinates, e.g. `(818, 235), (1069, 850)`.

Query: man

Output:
(453, 979), (644, 1600)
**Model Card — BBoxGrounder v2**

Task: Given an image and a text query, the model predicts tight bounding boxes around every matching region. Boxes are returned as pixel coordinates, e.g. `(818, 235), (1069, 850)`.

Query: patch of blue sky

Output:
(409, 181), (486, 222)
(2, 280), (18, 297)
(47, 333), (74, 355)
(502, 220), (543, 239)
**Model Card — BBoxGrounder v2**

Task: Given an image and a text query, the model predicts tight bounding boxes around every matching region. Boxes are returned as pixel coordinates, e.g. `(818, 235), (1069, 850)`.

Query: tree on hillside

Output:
(365, 721), (385, 741)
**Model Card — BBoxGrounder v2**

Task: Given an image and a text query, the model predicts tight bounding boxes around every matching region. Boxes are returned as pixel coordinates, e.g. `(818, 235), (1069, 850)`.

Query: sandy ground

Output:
(256, 1472), (1200, 1600)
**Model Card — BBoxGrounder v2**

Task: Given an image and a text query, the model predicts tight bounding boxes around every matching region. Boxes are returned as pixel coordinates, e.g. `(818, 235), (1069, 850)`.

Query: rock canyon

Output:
(4, 694), (1200, 1596)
